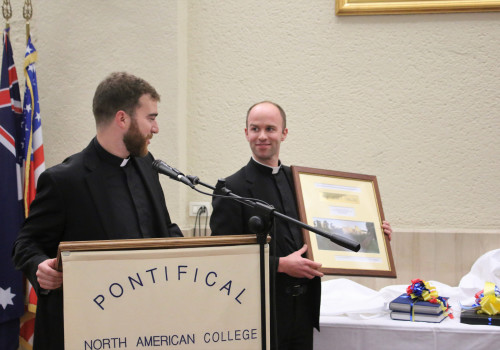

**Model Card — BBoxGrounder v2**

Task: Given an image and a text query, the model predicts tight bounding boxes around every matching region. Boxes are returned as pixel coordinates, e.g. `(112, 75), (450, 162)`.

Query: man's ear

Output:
(115, 110), (129, 130)
(281, 128), (288, 141)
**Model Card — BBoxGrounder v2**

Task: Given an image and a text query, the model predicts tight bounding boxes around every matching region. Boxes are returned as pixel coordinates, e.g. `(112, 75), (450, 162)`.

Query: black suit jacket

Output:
(210, 159), (320, 332)
(12, 139), (182, 350)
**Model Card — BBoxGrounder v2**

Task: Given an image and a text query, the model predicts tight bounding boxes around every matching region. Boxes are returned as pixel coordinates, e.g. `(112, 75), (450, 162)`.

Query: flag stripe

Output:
(8, 62), (18, 86)
(0, 87), (11, 105)
(32, 126), (43, 151)
(0, 124), (16, 154)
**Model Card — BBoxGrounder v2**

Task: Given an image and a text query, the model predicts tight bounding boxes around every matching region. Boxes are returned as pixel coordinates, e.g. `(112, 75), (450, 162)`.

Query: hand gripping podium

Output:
(57, 235), (270, 350)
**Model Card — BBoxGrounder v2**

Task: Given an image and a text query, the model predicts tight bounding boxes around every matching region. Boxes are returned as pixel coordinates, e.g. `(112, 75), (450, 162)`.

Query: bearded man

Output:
(12, 72), (183, 350)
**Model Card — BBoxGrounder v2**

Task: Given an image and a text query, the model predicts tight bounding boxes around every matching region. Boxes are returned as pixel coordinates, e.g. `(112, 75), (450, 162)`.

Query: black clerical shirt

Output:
(93, 139), (158, 238)
(249, 158), (304, 255)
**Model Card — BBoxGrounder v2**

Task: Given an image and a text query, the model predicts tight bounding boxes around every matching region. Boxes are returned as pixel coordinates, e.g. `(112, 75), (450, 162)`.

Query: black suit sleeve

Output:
(210, 196), (248, 236)
(12, 169), (65, 295)
(166, 223), (183, 237)
(209, 172), (251, 236)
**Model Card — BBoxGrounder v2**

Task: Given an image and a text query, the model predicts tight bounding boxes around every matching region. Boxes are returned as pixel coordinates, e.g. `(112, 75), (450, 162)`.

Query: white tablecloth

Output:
(314, 249), (500, 350)
(314, 308), (500, 350)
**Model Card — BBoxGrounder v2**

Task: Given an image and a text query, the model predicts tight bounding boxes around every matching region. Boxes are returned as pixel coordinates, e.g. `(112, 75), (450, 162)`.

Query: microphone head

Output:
(152, 159), (161, 171)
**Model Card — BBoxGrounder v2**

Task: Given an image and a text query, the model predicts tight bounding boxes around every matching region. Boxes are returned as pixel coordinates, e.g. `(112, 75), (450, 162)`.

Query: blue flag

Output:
(0, 27), (25, 350)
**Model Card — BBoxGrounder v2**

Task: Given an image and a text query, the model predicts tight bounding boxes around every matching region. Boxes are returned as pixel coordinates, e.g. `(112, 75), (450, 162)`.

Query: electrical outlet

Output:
(189, 202), (211, 216)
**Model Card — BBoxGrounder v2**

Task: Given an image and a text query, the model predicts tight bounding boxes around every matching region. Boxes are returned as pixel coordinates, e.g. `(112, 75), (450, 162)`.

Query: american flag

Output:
(18, 35), (45, 350)
(0, 27), (25, 350)
(22, 35), (45, 214)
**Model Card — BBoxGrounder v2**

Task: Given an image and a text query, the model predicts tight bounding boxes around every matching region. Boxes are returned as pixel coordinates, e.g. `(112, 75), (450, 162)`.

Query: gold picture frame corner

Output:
(336, 0), (500, 16)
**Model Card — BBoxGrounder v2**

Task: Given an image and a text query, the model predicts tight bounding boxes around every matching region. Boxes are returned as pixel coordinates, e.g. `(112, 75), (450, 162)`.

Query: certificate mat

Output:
(62, 244), (269, 349)
(299, 173), (389, 270)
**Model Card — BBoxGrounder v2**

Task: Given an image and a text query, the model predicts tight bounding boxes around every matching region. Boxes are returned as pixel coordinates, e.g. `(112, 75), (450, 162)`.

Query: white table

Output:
(314, 312), (500, 350)
(314, 275), (500, 350)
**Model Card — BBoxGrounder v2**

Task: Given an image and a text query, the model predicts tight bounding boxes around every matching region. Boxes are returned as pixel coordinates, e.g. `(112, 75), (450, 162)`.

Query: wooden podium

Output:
(57, 235), (270, 350)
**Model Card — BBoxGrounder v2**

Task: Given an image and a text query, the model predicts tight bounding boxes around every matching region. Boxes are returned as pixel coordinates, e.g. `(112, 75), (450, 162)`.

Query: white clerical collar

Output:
(120, 157), (131, 167)
(252, 156), (281, 174)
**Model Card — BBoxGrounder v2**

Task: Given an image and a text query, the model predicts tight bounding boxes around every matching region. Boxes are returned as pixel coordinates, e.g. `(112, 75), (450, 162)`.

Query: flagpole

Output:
(23, 0), (32, 43)
(2, 0), (12, 30)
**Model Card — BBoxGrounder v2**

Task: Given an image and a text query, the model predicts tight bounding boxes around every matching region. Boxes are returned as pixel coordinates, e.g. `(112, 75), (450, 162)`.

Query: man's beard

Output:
(123, 120), (150, 157)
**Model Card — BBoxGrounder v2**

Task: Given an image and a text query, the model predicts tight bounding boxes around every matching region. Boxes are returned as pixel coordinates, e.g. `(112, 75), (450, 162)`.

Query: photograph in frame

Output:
(291, 166), (396, 277)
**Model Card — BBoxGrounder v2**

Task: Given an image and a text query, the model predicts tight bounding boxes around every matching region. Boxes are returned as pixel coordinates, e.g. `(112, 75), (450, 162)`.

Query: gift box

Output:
(391, 310), (447, 323)
(460, 310), (500, 326)
(389, 293), (448, 315)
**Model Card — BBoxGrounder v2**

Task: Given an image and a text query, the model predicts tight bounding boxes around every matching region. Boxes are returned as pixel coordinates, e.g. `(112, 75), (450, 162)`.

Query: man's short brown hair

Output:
(92, 72), (160, 126)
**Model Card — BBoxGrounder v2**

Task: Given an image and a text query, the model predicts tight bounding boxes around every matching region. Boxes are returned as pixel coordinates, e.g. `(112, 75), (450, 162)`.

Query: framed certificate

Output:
(291, 166), (396, 277)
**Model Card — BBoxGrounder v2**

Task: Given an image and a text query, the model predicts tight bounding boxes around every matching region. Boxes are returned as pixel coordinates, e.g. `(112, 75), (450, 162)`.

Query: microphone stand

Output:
(155, 161), (361, 348)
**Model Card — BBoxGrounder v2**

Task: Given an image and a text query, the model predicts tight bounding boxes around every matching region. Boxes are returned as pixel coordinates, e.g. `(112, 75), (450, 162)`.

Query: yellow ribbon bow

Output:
(478, 282), (500, 316)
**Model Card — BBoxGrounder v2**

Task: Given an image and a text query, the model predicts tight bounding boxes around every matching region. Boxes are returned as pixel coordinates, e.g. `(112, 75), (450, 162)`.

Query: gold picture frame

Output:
(336, 0), (500, 16)
(291, 166), (396, 277)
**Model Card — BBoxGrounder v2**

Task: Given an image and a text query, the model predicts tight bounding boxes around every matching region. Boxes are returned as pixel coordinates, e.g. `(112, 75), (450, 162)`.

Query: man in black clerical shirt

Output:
(12, 72), (183, 350)
(210, 101), (393, 350)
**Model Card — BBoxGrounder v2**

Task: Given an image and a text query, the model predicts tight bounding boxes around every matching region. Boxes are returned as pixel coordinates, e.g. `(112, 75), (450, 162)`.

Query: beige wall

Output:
(7, 1), (499, 287)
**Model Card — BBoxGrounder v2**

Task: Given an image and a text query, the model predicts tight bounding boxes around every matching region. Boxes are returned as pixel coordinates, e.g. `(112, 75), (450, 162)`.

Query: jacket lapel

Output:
(83, 143), (115, 239)
(282, 166), (304, 247)
(134, 155), (170, 236)
(244, 160), (302, 250)
(245, 160), (273, 210)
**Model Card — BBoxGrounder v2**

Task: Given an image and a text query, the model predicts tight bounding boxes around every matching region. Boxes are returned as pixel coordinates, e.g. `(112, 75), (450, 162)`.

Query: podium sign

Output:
(59, 236), (269, 349)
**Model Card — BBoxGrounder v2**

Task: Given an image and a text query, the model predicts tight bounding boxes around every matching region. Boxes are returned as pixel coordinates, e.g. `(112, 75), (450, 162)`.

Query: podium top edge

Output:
(56, 235), (269, 271)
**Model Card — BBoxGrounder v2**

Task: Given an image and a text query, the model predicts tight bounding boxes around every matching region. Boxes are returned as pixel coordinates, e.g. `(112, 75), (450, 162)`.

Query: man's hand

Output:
(382, 221), (393, 241)
(278, 244), (324, 279)
(36, 258), (63, 290)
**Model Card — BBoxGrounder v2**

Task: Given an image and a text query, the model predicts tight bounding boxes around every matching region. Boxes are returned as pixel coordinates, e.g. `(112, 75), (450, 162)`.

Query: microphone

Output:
(152, 159), (194, 188)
